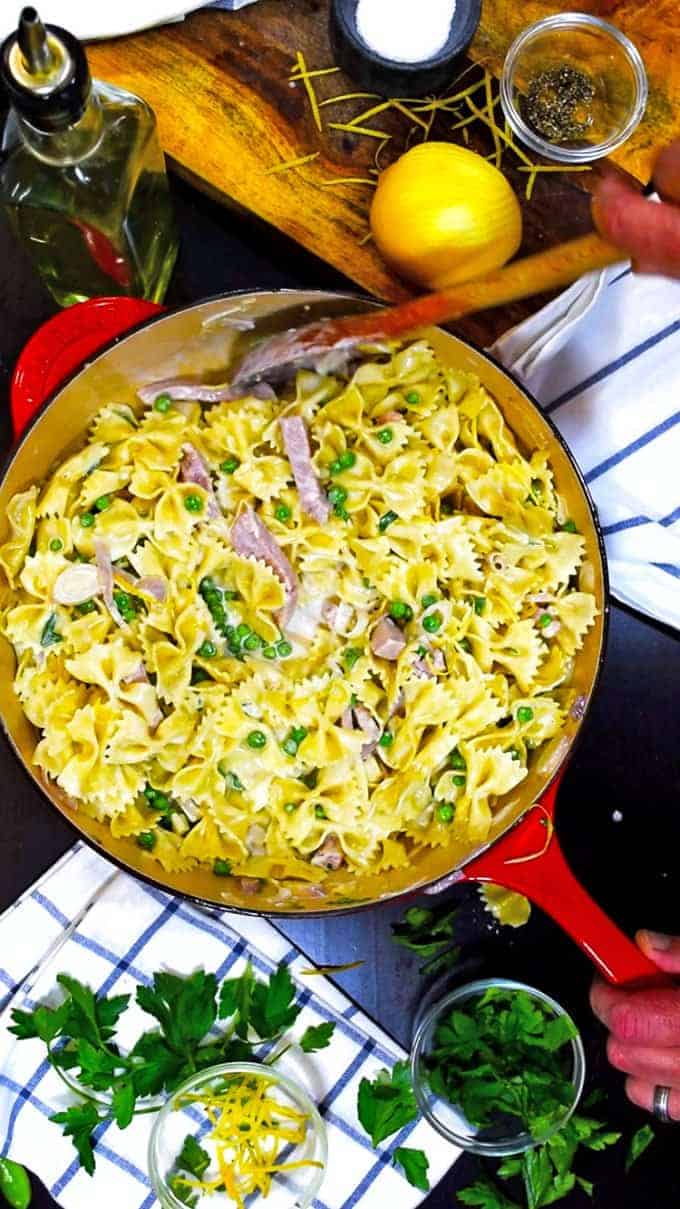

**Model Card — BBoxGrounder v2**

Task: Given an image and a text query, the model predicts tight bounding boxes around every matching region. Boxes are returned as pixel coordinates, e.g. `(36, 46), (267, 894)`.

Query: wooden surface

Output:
(87, 0), (679, 338)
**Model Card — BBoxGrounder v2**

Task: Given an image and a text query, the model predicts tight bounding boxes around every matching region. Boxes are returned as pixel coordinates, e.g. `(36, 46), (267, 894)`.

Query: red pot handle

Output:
(11, 296), (164, 438)
(456, 775), (668, 988)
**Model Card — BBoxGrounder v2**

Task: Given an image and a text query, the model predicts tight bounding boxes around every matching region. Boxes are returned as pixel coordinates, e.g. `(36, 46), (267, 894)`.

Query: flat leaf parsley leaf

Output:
(299, 1022), (335, 1053)
(357, 1060), (418, 1146)
(393, 1146), (430, 1191)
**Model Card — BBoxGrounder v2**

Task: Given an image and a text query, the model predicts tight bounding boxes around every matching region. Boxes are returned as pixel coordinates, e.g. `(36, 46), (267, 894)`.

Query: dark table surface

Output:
(1, 175), (679, 1209)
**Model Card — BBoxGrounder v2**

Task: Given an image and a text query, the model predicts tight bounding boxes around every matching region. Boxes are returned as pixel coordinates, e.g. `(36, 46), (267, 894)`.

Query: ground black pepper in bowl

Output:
(522, 65), (596, 144)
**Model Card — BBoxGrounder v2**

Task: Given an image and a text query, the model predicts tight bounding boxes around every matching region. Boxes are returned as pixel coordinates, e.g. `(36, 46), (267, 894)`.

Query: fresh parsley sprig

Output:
(10, 962), (334, 1176)
(391, 905), (460, 977)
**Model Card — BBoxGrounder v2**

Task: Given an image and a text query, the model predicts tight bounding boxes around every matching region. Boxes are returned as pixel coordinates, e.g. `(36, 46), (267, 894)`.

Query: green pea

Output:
(517, 706), (534, 723)
(561, 519), (578, 533)
(80, 511), (95, 528)
(75, 600), (96, 615)
(235, 623), (250, 640)
(378, 510), (398, 533)
(154, 792), (171, 815)
(291, 726), (308, 743)
(244, 634), (260, 651)
(378, 730), (393, 748)
(200, 577), (216, 593)
(0, 1158), (32, 1209)
(282, 738), (298, 757)
(473, 596), (486, 616)
(197, 640), (217, 658)
(137, 831), (156, 850)
(452, 774), (466, 788)
(437, 802), (455, 823)
(220, 456), (240, 474)
(263, 646), (277, 660)
(275, 503), (291, 522)
(422, 611), (442, 633)
(247, 729), (267, 749)
(377, 427), (393, 444)
(389, 600), (412, 622)
(422, 593), (438, 609)
(184, 493), (204, 514)
(191, 666), (212, 684)
(144, 784), (157, 803)
(538, 613), (553, 629)
(450, 748), (466, 770)
(154, 393), (172, 413)
(405, 390), (421, 405)
(94, 495), (111, 512)
(277, 640), (292, 657)
(113, 591), (131, 611)
(328, 485), (347, 506)
(459, 637), (472, 653)
(284, 801), (298, 814)
(314, 804), (327, 819)
(329, 459), (343, 475)
(49, 537), (63, 552)
(338, 450), (356, 470)
(213, 858), (232, 877)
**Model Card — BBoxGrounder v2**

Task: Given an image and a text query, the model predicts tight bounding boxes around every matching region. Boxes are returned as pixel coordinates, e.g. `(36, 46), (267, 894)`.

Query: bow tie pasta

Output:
(0, 340), (597, 899)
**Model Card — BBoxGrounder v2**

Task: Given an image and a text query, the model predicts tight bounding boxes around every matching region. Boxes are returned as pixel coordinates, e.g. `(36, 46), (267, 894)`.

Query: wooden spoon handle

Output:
(331, 232), (624, 342)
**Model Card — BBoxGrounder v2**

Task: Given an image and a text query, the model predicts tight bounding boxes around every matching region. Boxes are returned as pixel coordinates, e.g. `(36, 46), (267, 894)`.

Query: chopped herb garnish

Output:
(378, 510), (398, 533)
(473, 595), (487, 615)
(75, 600), (96, 615)
(40, 614), (62, 647)
(561, 519), (578, 533)
(394, 1147), (430, 1192)
(344, 647), (363, 669)
(459, 637), (472, 653)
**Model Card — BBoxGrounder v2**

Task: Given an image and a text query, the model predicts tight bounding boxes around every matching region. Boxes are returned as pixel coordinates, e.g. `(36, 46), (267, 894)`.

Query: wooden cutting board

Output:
(87, 1), (679, 340)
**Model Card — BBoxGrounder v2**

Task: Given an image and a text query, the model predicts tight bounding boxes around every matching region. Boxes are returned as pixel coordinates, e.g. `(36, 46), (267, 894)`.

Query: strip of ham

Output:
(311, 834), (345, 870)
(94, 539), (128, 629)
(370, 616), (406, 661)
(180, 443), (220, 518)
(121, 662), (149, 685)
(115, 568), (167, 603)
(354, 704), (382, 759)
(138, 378), (276, 406)
(279, 415), (330, 523)
(230, 506), (298, 628)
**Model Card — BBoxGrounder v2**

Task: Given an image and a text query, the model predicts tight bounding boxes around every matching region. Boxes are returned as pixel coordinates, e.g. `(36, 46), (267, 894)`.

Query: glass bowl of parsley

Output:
(410, 979), (586, 1156)
(148, 1061), (328, 1209)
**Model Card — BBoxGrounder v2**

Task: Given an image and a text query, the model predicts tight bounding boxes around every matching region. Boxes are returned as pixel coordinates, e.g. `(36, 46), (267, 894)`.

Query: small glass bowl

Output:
(148, 1062), (328, 1209)
(410, 978), (586, 1157)
(500, 13), (648, 163)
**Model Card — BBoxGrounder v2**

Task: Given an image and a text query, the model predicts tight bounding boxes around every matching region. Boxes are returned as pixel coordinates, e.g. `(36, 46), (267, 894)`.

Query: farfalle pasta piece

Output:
(0, 487), (38, 586)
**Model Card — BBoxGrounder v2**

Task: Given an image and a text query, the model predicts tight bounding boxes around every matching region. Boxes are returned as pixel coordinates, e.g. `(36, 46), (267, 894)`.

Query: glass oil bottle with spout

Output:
(0, 7), (178, 306)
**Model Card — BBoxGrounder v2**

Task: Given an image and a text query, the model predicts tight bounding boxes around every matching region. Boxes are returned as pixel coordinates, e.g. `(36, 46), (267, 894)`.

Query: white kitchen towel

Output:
(0, 844), (456, 1209)
(0, 1), (260, 44)
(489, 265), (680, 632)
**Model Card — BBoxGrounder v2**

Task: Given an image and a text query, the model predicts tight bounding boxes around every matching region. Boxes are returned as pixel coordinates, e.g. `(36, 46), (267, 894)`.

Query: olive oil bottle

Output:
(0, 7), (178, 306)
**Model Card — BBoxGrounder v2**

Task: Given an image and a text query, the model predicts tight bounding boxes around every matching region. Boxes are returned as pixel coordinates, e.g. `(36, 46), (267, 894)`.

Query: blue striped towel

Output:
(490, 264), (680, 632)
(0, 844), (456, 1208)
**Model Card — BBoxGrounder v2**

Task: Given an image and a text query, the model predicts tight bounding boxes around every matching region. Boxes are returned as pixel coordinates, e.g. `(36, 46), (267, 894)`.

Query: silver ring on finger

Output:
(653, 1084), (673, 1123)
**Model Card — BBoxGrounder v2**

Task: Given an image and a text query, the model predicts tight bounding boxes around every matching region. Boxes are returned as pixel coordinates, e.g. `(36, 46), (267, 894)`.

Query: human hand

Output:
(591, 930), (680, 1120)
(592, 140), (680, 277)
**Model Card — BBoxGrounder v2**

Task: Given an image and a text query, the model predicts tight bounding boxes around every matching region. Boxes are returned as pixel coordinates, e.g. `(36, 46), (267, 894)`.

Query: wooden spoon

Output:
(231, 231), (623, 387)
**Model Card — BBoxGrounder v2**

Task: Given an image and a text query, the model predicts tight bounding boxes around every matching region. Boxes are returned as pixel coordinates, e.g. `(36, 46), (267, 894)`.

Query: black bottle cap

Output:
(1, 6), (91, 132)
